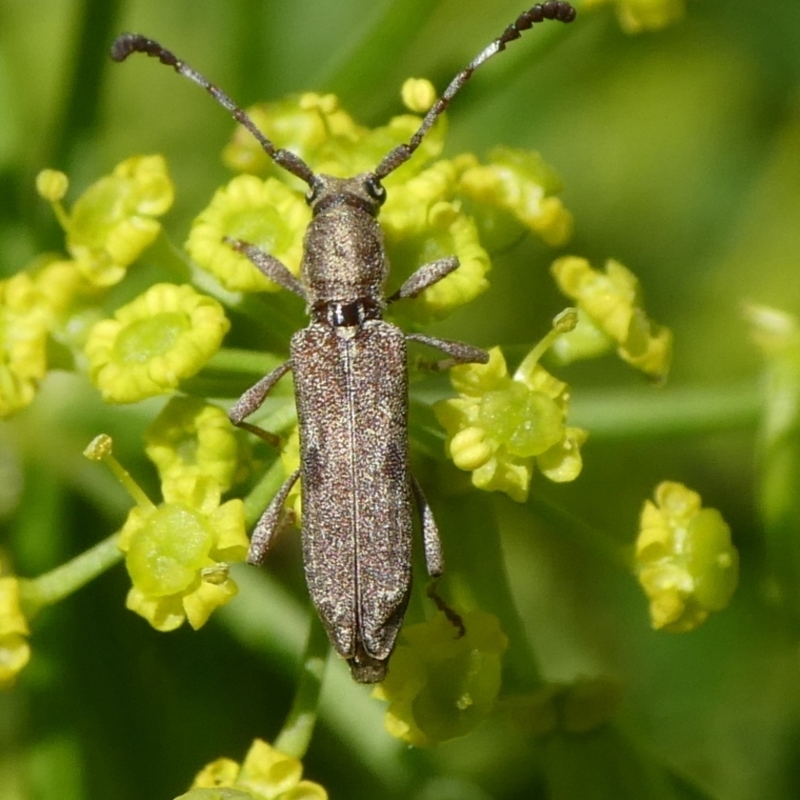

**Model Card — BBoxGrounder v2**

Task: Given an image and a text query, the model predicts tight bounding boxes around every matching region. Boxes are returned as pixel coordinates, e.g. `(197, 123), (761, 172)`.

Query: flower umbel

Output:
(186, 175), (311, 293)
(550, 256), (672, 381)
(85, 283), (230, 403)
(0, 272), (50, 416)
(145, 396), (240, 494)
(0, 572), (31, 688)
(435, 317), (587, 502)
(177, 738), (327, 800)
(636, 481), (738, 632)
(374, 609), (508, 746)
(38, 156), (174, 287)
(119, 475), (248, 632)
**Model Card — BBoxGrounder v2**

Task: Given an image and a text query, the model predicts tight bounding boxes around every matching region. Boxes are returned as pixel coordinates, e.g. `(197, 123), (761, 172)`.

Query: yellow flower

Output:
(458, 147), (573, 247)
(119, 476), (248, 631)
(0, 272), (50, 416)
(0, 574), (31, 688)
(222, 84), (445, 183)
(179, 738), (328, 800)
(551, 256), (672, 381)
(85, 283), (230, 403)
(45, 156), (174, 287)
(186, 175), (311, 293)
(374, 610), (508, 746)
(435, 346), (587, 502)
(145, 396), (240, 493)
(583, 0), (685, 33)
(636, 481), (738, 632)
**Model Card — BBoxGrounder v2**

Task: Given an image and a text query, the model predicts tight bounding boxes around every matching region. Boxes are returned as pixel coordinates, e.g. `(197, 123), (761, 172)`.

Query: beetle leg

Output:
(247, 468), (301, 565)
(411, 474), (443, 577)
(226, 238), (308, 300)
(387, 256), (460, 303)
(406, 332), (489, 372)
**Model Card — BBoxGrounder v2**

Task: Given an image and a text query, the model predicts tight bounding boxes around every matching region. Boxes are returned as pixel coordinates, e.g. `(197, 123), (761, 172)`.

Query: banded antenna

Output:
(111, 1), (576, 189)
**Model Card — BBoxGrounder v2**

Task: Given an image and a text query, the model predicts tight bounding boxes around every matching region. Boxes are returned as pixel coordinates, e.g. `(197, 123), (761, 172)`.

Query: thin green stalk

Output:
(570, 381), (761, 441)
(18, 532), (123, 618)
(273, 616), (330, 758)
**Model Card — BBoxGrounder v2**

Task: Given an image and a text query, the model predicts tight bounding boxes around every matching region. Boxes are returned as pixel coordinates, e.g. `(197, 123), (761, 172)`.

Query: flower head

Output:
(0, 272), (50, 416)
(145, 396), (240, 493)
(435, 336), (587, 502)
(374, 610), (508, 746)
(636, 481), (738, 632)
(85, 283), (230, 403)
(550, 256), (672, 381)
(119, 475), (248, 631)
(38, 156), (174, 287)
(186, 175), (311, 293)
(0, 573), (31, 688)
(457, 147), (573, 248)
(178, 738), (327, 800)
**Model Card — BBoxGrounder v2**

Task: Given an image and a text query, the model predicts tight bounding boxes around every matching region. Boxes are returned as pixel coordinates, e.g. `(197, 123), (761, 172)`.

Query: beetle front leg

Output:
(248, 469), (300, 564)
(406, 332), (489, 372)
(388, 256), (460, 303)
(225, 237), (308, 300)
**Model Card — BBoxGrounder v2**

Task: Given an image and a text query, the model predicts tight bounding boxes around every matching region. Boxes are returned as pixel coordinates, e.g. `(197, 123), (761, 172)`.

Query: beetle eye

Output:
(365, 177), (386, 205)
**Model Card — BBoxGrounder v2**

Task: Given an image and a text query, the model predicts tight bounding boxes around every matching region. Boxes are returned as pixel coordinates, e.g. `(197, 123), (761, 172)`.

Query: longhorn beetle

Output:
(112, 1), (576, 683)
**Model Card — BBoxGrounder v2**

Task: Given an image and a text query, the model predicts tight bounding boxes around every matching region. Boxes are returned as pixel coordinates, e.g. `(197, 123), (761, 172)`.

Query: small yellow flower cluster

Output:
(435, 339), (587, 502)
(86, 393), (247, 633)
(374, 610), (508, 746)
(0, 572), (30, 688)
(177, 738), (327, 800)
(636, 481), (738, 632)
(198, 80), (572, 324)
(551, 256), (672, 381)
(582, 0), (685, 33)
(85, 283), (230, 403)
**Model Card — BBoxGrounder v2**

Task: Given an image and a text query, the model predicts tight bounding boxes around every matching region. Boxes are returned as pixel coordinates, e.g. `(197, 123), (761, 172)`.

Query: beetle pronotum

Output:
(112, 1), (576, 682)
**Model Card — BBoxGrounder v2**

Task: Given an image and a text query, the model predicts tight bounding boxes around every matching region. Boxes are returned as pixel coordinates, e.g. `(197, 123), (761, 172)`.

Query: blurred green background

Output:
(2, 0), (800, 798)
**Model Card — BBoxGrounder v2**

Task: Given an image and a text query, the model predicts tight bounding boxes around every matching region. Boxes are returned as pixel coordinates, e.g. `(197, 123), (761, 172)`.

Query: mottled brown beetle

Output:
(111, 1), (576, 682)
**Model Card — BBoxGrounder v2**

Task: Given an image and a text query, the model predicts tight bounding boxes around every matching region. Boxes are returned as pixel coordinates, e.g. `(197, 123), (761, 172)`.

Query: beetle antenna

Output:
(110, 34), (318, 188)
(373, 1), (576, 180)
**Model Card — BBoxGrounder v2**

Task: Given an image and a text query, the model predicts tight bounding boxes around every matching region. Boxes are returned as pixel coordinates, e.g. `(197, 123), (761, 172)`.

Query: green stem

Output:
(273, 616), (330, 758)
(205, 348), (288, 379)
(569, 381), (760, 441)
(244, 458), (288, 528)
(18, 532), (123, 618)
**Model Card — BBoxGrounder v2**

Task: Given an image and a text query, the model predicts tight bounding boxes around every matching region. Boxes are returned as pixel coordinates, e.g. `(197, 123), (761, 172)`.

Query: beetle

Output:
(111, 1), (576, 682)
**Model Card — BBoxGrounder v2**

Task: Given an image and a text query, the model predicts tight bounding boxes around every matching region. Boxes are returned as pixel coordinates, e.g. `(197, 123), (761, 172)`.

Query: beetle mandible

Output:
(111, 1), (577, 682)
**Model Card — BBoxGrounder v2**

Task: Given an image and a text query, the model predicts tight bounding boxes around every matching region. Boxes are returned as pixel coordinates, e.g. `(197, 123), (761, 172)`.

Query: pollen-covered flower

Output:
(178, 738), (327, 800)
(636, 481), (738, 632)
(0, 573), (31, 688)
(435, 338), (587, 502)
(550, 256), (672, 381)
(458, 147), (573, 247)
(583, 0), (685, 32)
(0, 272), (50, 416)
(145, 396), (240, 493)
(374, 609), (508, 746)
(383, 161), (491, 323)
(119, 475), (248, 632)
(186, 175), (310, 293)
(38, 156), (174, 287)
(85, 283), (230, 403)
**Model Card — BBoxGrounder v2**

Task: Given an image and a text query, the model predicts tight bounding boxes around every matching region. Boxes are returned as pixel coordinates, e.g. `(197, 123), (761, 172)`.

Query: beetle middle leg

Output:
(229, 359), (294, 446)
(406, 332), (489, 372)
